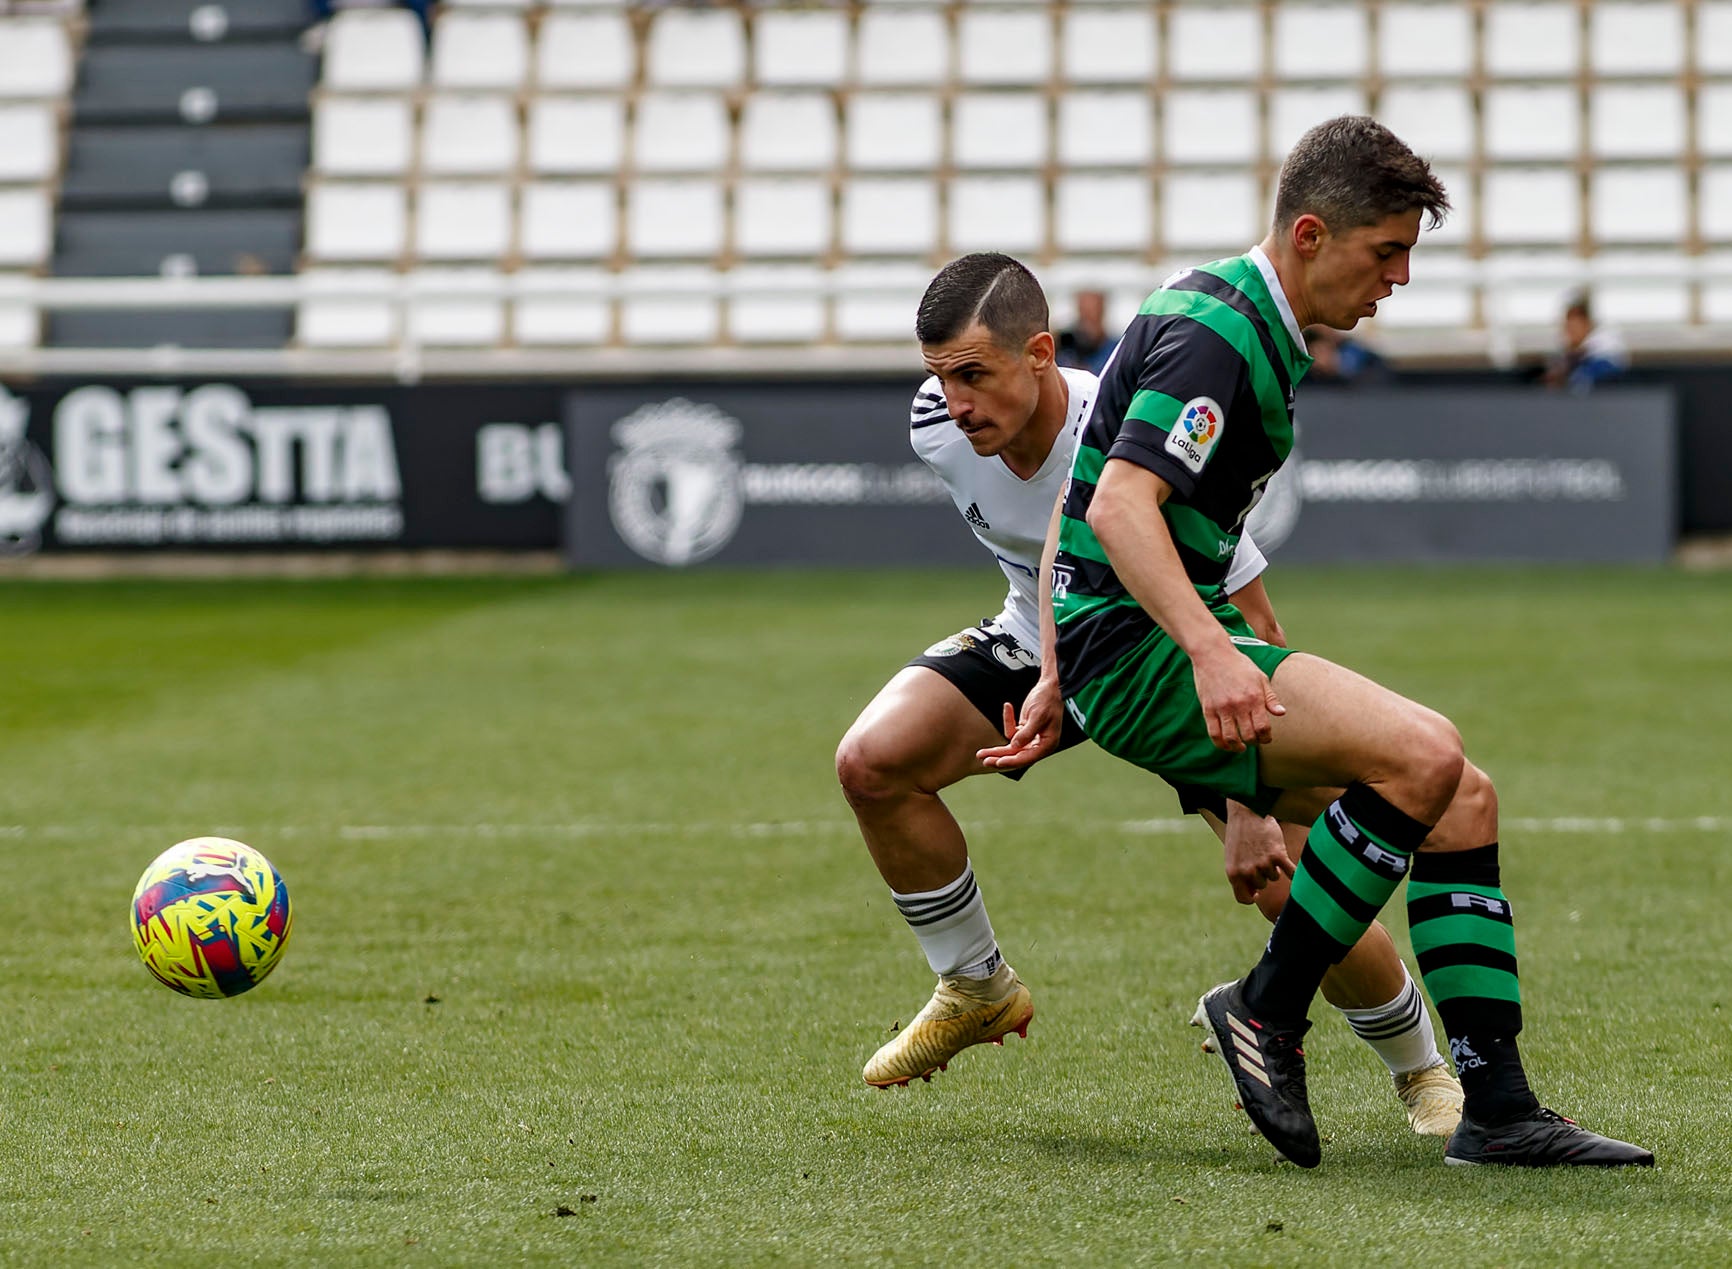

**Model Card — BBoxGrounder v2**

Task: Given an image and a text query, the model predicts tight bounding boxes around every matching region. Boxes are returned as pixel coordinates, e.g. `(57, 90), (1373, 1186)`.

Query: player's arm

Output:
(1221, 799), (1294, 903)
(1226, 576), (1285, 648)
(978, 491), (1067, 770)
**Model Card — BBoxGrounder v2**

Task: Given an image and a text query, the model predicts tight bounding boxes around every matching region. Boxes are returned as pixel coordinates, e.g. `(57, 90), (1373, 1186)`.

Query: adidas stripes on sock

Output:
(1336, 965), (1447, 1077)
(891, 861), (1002, 979)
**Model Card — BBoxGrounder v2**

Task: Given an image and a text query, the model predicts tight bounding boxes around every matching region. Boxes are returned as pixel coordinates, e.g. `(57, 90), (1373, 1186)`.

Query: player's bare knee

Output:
(835, 729), (918, 811)
(1459, 760), (1500, 843)
(1398, 712), (1465, 819)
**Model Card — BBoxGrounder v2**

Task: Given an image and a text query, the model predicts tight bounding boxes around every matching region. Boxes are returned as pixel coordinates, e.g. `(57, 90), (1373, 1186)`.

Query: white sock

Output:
(891, 862), (1001, 978)
(1337, 966), (1448, 1076)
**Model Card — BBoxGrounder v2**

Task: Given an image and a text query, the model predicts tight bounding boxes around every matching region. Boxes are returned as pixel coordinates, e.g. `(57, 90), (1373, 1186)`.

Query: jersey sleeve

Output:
(1221, 527), (1268, 595)
(1104, 319), (1249, 499)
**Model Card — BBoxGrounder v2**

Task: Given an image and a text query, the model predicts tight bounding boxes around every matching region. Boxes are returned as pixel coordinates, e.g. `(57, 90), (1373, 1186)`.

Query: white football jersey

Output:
(910, 368), (1267, 653)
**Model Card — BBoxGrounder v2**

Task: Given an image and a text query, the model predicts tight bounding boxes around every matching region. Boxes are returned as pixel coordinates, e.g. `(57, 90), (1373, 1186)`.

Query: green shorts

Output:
(1067, 599), (1295, 816)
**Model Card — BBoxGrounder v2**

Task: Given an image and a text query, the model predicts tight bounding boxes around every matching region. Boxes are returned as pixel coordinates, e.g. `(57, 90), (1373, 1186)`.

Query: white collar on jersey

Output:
(1248, 245), (1309, 357)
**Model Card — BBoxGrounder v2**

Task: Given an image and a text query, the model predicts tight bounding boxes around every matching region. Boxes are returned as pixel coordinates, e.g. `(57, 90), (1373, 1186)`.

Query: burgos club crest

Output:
(0, 384), (52, 555)
(607, 398), (745, 566)
(1164, 396), (1223, 475)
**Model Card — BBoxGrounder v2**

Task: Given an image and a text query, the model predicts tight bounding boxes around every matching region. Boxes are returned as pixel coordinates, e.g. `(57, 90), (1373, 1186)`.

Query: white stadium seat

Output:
(841, 178), (939, 255)
(305, 183), (407, 262)
(415, 182), (513, 261)
(1482, 169), (1580, 245)
(1378, 87), (1474, 163)
(956, 10), (1051, 86)
(0, 103), (57, 183)
(313, 98), (413, 177)
(420, 96), (520, 177)
(1588, 86), (1685, 160)
(1059, 9), (1156, 85)
(1057, 91), (1152, 168)
(633, 93), (730, 174)
(627, 178), (725, 259)
(431, 13), (529, 91)
(1484, 86), (1579, 160)
(753, 9), (848, 88)
(1481, 250), (1579, 327)
(407, 267), (506, 346)
(1268, 87), (1368, 160)
(1162, 89), (1257, 165)
(734, 178), (831, 258)
(1589, 2), (1684, 75)
(0, 188), (50, 267)
(1591, 252), (1691, 325)
(296, 269), (399, 348)
(833, 260), (927, 341)
(946, 175), (1045, 254)
(0, 284), (38, 350)
(620, 265), (719, 344)
(1703, 168), (1732, 241)
(738, 94), (837, 173)
(535, 12), (634, 90)
(1053, 173), (1149, 253)
(1163, 172), (1260, 251)
(645, 8), (745, 89)
(1483, 4), (1578, 77)
(1167, 8), (1262, 83)
(1702, 86), (1732, 159)
(526, 98), (624, 176)
(1272, 4), (1368, 80)
(321, 11), (424, 92)
(854, 9), (948, 87)
(845, 94), (942, 172)
(1703, 5), (1732, 75)
(1378, 4), (1472, 79)
(519, 180), (616, 260)
(951, 93), (1048, 170)
(1375, 253), (1473, 329)
(1591, 167), (1687, 244)
(514, 267), (611, 346)
(0, 18), (74, 99)
(1425, 167), (1470, 246)
(728, 264), (826, 344)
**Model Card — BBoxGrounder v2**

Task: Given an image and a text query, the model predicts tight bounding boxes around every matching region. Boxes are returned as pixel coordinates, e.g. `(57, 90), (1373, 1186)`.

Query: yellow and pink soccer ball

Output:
(131, 837), (293, 999)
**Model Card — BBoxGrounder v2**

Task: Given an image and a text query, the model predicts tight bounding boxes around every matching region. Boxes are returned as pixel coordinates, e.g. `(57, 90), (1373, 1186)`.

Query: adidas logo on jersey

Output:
(963, 502), (990, 530)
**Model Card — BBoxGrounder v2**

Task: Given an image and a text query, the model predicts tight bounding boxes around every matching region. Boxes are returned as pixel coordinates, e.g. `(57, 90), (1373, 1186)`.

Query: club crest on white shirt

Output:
(1164, 396), (1224, 474)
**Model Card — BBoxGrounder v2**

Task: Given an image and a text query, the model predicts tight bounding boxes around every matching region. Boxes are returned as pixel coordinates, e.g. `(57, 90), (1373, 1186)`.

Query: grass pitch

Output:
(0, 567), (1728, 1266)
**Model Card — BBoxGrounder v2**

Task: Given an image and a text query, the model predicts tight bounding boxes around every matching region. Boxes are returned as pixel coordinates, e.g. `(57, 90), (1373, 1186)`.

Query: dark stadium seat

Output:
(55, 207), (302, 276)
(47, 307), (294, 347)
(59, 125), (308, 209)
(85, 0), (308, 45)
(74, 45), (314, 125)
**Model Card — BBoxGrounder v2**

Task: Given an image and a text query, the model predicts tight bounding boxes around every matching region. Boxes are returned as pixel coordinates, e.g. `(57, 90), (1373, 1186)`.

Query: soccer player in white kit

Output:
(835, 254), (1463, 1136)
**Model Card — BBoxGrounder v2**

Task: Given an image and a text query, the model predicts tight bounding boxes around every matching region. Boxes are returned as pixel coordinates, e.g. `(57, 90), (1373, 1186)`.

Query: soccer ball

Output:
(130, 837), (293, 999)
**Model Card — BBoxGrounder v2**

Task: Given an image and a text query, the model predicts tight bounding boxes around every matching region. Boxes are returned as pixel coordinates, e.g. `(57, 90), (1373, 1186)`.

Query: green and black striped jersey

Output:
(1053, 248), (1313, 692)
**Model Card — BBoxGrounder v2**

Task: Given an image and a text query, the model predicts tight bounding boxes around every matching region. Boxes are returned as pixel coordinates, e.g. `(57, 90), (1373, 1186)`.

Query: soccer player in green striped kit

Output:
(1000, 117), (1652, 1169)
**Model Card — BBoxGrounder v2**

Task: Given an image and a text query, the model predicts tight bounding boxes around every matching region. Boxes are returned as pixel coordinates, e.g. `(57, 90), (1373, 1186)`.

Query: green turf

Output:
(0, 567), (1727, 1266)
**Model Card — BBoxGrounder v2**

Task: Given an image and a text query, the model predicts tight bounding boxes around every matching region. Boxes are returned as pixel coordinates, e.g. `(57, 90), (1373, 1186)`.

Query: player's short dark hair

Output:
(1273, 115), (1451, 234)
(915, 253), (1049, 349)
(1564, 290), (1593, 320)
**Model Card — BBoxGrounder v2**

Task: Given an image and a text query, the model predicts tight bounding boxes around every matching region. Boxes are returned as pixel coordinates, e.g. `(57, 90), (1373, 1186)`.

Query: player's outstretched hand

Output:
(1223, 807), (1294, 904)
(1193, 647), (1285, 752)
(977, 678), (1064, 771)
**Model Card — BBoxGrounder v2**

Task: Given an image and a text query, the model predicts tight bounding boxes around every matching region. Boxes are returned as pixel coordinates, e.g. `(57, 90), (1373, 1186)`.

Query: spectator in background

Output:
(304, 0), (430, 49)
(1543, 292), (1629, 393)
(1056, 290), (1118, 376)
(1303, 324), (1392, 385)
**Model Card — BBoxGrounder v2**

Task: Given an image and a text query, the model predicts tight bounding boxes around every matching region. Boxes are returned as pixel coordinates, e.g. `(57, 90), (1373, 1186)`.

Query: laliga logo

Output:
(0, 384), (52, 556)
(1180, 400), (1219, 444)
(607, 398), (744, 567)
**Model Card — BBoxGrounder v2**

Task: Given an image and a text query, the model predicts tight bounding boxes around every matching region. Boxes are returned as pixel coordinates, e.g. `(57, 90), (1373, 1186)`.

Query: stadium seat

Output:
(1484, 86), (1580, 160)
(1059, 9), (1156, 85)
(421, 96), (520, 177)
(845, 94), (942, 172)
(1704, 168), (1732, 242)
(619, 265), (719, 344)
(956, 10), (1051, 86)
(753, 9), (848, 89)
(0, 17), (74, 99)
(305, 183), (409, 262)
(1589, 2), (1684, 76)
(1591, 167), (1687, 244)
(320, 10), (425, 92)
(1167, 8), (1262, 82)
(626, 178), (724, 259)
(1589, 86), (1685, 160)
(951, 93), (1048, 170)
(1163, 172), (1260, 251)
(1377, 3), (1472, 78)
(1272, 4), (1368, 80)
(946, 175), (1044, 254)
(1701, 85), (1732, 158)
(734, 177), (831, 257)
(1703, 4), (1732, 75)
(1481, 250), (1578, 327)
(313, 98), (413, 177)
(296, 268), (399, 347)
(1374, 253), (1473, 328)
(0, 284), (37, 350)
(1482, 169), (1580, 245)
(840, 178), (938, 255)
(1378, 87), (1473, 163)
(633, 93), (730, 174)
(853, 9), (948, 87)
(415, 182), (514, 261)
(519, 180), (616, 260)
(645, 8), (745, 89)
(1053, 173), (1149, 253)
(526, 97), (625, 175)
(1425, 166), (1470, 245)
(1590, 252), (1691, 325)
(0, 103), (57, 183)
(738, 94), (837, 173)
(1057, 91), (1152, 168)
(0, 188), (50, 267)
(78, 45), (315, 125)
(514, 266), (611, 345)
(832, 259), (927, 341)
(1268, 87), (1368, 159)
(431, 13), (529, 92)
(535, 12), (634, 90)
(1162, 89), (1257, 165)
(406, 266), (506, 346)
(1483, 4), (1578, 77)
(728, 263), (826, 344)
(59, 123), (308, 211)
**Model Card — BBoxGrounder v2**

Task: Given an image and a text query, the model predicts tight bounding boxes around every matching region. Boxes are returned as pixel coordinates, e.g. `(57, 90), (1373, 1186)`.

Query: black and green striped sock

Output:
(1242, 784), (1430, 1024)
